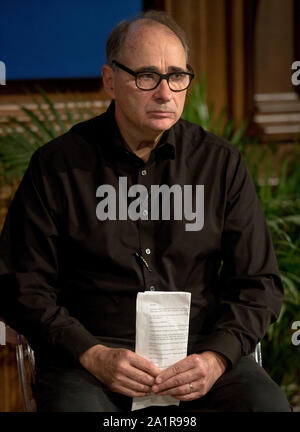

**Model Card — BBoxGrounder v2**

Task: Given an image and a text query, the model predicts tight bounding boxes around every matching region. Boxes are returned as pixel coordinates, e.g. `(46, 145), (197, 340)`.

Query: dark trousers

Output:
(34, 355), (291, 412)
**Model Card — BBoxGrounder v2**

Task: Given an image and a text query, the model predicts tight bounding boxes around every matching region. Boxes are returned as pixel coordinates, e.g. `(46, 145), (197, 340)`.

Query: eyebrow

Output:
(135, 65), (187, 73)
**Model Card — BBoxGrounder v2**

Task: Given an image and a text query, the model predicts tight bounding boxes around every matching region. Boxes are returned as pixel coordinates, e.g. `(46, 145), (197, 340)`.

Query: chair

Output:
(0, 321), (36, 412)
(253, 342), (263, 366)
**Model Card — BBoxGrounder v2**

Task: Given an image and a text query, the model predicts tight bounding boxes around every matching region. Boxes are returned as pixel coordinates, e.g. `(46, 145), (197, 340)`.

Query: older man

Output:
(0, 11), (290, 412)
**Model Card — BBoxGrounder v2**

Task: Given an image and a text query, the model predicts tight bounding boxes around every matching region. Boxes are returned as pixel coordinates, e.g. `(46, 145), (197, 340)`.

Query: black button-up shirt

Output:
(0, 102), (283, 368)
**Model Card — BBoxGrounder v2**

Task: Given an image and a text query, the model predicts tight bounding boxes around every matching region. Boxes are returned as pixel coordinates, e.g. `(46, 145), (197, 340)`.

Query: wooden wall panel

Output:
(229, 0), (256, 125)
(161, 0), (299, 141)
(255, 0), (294, 94)
(164, 0), (256, 127)
(253, 0), (300, 141)
(165, 0), (229, 122)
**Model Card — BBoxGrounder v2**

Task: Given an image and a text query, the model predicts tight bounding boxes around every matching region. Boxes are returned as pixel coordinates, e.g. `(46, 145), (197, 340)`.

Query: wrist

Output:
(79, 343), (108, 369)
(200, 350), (228, 373)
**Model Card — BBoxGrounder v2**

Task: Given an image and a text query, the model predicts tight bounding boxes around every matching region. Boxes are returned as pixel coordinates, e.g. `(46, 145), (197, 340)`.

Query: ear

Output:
(102, 64), (116, 99)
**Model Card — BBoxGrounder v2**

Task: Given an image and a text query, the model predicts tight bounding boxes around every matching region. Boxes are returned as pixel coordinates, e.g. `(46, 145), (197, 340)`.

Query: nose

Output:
(153, 78), (172, 102)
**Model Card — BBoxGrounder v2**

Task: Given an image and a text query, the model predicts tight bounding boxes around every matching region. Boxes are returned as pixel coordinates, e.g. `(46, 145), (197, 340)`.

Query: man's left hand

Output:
(151, 351), (228, 401)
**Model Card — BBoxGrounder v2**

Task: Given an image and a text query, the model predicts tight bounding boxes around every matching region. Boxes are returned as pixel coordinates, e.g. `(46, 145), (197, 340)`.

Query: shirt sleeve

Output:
(194, 150), (284, 368)
(0, 149), (100, 361)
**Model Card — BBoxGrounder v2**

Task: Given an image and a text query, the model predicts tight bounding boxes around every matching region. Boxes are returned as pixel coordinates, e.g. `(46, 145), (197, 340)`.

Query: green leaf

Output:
(20, 106), (53, 142)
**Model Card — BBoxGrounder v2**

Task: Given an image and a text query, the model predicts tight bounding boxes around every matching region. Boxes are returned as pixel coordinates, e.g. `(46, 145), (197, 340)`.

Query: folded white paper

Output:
(0, 321), (6, 345)
(132, 291), (191, 411)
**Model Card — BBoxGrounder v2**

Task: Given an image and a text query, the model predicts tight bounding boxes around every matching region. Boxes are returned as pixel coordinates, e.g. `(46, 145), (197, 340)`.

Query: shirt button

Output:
(149, 285), (155, 291)
(145, 248), (151, 255)
(143, 210), (148, 216)
(141, 169), (147, 176)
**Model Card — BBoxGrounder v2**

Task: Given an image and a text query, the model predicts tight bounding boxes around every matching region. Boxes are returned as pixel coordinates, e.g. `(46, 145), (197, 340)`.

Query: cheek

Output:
(133, 94), (152, 114)
(124, 94), (150, 125)
(174, 94), (186, 116)
(178, 93), (186, 107)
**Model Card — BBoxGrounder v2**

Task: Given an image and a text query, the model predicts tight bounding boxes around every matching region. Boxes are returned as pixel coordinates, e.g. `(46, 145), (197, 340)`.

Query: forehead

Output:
(121, 21), (186, 68)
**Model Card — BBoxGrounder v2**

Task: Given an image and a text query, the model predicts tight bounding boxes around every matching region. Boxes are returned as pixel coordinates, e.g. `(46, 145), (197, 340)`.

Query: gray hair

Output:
(105, 10), (189, 66)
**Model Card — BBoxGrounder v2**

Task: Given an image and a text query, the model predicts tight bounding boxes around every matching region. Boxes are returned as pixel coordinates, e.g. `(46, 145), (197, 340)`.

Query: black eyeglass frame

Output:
(111, 60), (195, 92)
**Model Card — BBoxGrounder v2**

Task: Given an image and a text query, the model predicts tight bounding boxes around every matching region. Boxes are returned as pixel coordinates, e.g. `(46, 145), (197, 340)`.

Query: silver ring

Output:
(189, 383), (193, 393)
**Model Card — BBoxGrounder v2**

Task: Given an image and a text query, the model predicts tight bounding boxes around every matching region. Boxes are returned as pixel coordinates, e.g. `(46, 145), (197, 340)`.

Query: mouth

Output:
(147, 111), (174, 118)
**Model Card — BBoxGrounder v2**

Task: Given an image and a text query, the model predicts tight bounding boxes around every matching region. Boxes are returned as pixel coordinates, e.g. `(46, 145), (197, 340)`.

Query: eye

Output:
(171, 73), (186, 81)
(138, 73), (156, 81)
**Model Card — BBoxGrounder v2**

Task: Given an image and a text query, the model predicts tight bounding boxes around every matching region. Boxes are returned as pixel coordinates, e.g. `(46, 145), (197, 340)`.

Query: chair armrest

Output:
(0, 321), (20, 345)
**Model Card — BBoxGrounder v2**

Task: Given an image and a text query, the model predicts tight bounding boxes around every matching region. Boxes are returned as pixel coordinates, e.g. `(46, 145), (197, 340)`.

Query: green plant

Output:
(0, 88), (95, 183)
(182, 78), (249, 146)
(258, 151), (300, 388)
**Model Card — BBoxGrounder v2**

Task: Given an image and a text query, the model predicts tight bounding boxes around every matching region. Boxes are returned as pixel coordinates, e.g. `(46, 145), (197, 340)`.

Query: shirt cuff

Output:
(53, 323), (101, 361)
(192, 330), (242, 369)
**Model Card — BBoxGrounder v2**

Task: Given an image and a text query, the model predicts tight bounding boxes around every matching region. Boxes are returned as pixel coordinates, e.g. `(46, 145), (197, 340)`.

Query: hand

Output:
(79, 344), (161, 398)
(151, 351), (228, 401)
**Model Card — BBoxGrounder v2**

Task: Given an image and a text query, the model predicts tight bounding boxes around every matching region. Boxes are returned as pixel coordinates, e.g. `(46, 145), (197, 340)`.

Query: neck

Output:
(128, 138), (161, 163)
(115, 117), (164, 163)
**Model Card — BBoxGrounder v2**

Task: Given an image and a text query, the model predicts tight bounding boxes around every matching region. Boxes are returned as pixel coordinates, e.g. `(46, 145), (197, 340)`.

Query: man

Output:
(0, 11), (291, 412)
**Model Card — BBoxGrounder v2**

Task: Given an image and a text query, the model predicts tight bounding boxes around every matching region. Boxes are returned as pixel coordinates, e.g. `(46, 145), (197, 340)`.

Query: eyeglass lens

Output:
(136, 72), (191, 91)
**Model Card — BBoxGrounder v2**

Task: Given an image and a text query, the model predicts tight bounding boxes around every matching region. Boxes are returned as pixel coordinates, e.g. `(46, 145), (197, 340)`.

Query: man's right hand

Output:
(79, 344), (161, 397)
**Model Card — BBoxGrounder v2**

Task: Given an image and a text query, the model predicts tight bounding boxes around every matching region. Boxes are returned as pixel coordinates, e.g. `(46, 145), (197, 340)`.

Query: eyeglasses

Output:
(112, 60), (194, 92)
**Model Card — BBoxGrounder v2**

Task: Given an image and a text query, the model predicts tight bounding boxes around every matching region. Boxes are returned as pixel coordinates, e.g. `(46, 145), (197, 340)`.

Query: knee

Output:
(246, 386), (291, 412)
(209, 357), (292, 412)
(236, 375), (291, 412)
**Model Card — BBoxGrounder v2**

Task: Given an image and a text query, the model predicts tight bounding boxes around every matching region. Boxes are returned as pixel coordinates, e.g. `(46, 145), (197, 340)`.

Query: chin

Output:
(147, 118), (177, 132)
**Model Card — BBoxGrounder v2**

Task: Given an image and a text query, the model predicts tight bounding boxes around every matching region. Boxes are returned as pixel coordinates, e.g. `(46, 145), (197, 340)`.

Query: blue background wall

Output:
(0, 0), (142, 80)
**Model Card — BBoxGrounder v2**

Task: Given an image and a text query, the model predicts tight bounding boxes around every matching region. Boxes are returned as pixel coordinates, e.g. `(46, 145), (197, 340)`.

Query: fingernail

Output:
(156, 377), (162, 384)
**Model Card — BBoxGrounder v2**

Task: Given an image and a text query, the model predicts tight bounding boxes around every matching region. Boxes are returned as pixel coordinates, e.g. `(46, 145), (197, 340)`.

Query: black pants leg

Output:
(34, 366), (132, 412)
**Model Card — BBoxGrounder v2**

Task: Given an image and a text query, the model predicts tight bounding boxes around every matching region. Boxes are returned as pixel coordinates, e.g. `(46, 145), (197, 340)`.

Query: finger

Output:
(173, 391), (205, 402)
(130, 353), (162, 378)
(123, 363), (158, 386)
(113, 383), (152, 398)
(156, 382), (193, 396)
(155, 355), (197, 384)
(117, 374), (153, 394)
(153, 368), (200, 393)
(113, 350), (160, 385)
